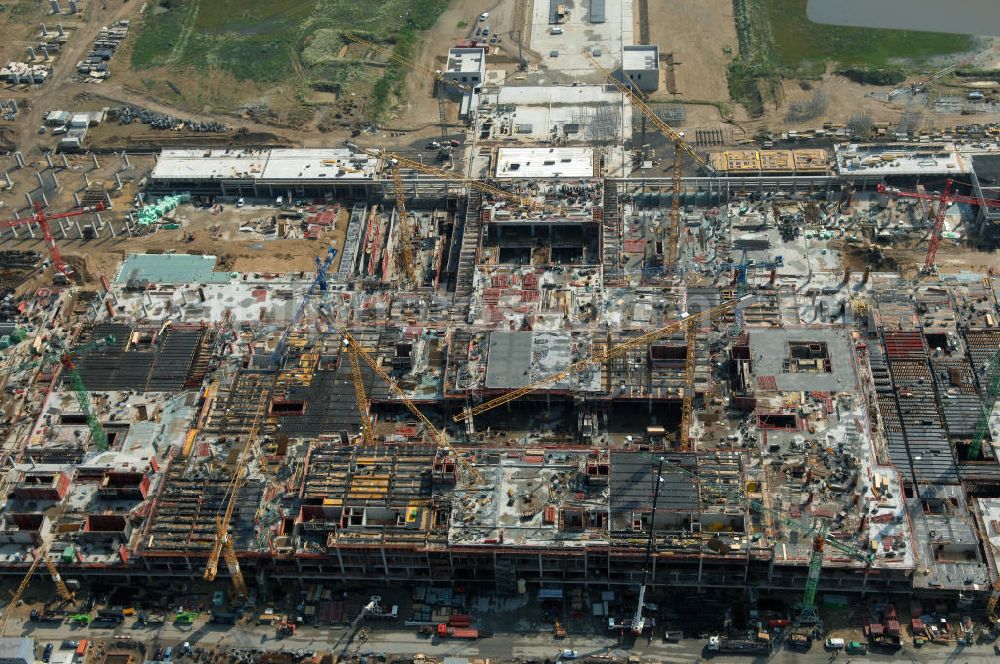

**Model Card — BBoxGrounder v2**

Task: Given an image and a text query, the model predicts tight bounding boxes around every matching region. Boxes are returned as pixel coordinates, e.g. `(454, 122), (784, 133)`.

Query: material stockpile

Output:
(137, 194), (190, 225)
(76, 20), (129, 79)
(110, 105), (228, 132)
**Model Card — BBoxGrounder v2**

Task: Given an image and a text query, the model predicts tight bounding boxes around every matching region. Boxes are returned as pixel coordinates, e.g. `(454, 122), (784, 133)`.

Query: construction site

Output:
(0, 0), (999, 661)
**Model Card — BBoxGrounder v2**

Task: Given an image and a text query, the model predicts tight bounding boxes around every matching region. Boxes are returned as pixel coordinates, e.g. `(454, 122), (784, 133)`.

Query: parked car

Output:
(559, 651), (578, 660)
(43, 644), (54, 662)
(479, 12), (489, 21)
(825, 638), (845, 650)
(846, 641), (868, 655)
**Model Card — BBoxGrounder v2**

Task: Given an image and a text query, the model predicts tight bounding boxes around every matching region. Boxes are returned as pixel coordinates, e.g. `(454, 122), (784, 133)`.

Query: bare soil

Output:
(645, 0), (738, 104)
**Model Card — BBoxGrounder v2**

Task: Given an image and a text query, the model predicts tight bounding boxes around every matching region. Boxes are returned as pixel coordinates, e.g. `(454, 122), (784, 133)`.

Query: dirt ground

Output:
(4, 201), (350, 294)
(644, 0), (738, 103)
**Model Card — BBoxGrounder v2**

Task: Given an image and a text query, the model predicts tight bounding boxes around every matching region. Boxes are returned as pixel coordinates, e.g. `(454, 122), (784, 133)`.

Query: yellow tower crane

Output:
(345, 340), (376, 446)
(391, 166), (417, 288)
(0, 552), (43, 635)
(42, 552), (73, 602)
(339, 329), (488, 485)
(454, 296), (750, 422)
(341, 329), (446, 445)
(204, 392), (268, 599)
(679, 317), (697, 450)
(584, 52), (714, 267)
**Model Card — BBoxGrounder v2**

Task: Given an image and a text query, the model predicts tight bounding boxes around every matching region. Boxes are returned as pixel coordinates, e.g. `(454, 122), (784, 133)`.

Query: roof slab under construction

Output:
(1, 160), (1000, 615)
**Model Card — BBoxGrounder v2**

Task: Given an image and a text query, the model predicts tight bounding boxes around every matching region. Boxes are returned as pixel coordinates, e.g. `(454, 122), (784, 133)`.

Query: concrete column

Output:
(89, 222), (99, 238)
(14, 152), (24, 168)
(72, 191), (81, 206)
(49, 0), (60, 14)
(68, 0), (78, 13)
(40, 46), (49, 61)
(61, 154), (69, 169)
(25, 222), (35, 238)
(60, 220), (68, 239)
(3, 172), (12, 188)
(57, 23), (64, 36)
(40, 191), (48, 206)
(114, 172), (122, 189)
(26, 47), (36, 61)
(50, 172), (59, 190)
(25, 192), (32, 207)
(74, 220), (83, 238)
(35, 172), (45, 188)
(45, 152), (53, 168)
(95, 212), (103, 228)
(91, 153), (100, 169)
(124, 222), (132, 237)
(39, 24), (47, 36)
(8, 224), (17, 239)
(108, 219), (116, 237)
(122, 152), (130, 168)
(104, 191), (112, 207)
(83, 171), (90, 187)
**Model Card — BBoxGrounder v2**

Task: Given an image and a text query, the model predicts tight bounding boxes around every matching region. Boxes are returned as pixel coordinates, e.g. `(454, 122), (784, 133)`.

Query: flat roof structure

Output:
(115, 253), (232, 285)
(835, 143), (971, 176)
(495, 147), (595, 179)
(621, 45), (658, 72)
(445, 48), (485, 76)
(150, 148), (378, 183)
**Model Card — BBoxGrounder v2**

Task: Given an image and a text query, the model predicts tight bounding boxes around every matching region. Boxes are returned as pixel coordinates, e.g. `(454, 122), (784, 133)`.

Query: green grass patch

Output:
(763, 0), (974, 69)
(131, 0), (451, 114)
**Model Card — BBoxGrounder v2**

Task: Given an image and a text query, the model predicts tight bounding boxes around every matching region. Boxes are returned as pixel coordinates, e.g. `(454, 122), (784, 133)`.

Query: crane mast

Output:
(391, 166), (417, 287)
(876, 180), (1000, 274)
(204, 390), (267, 599)
(1, 202), (107, 282)
(346, 342), (376, 445)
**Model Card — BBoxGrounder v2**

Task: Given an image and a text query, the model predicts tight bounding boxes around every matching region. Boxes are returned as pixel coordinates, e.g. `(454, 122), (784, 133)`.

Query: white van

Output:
(550, 27), (564, 35)
(825, 638), (845, 650)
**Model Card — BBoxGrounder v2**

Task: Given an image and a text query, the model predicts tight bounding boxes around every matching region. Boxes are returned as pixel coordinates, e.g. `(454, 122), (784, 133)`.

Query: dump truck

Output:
(707, 635), (772, 655)
(437, 624), (480, 639)
(30, 610), (64, 623)
(787, 632), (812, 651)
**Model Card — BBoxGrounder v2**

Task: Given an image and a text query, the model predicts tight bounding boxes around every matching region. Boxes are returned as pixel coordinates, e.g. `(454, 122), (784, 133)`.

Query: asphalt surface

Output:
(14, 617), (1000, 664)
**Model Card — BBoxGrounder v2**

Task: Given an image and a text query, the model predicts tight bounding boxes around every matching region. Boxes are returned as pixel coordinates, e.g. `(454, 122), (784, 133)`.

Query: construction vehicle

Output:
(969, 347), (1000, 460)
(0, 541), (69, 634)
(553, 621), (566, 638)
(437, 623), (482, 639)
(174, 611), (199, 626)
(660, 457), (873, 627)
(876, 181), (1000, 274)
(627, 456), (665, 634)
(202, 391), (268, 599)
(271, 246), (337, 367)
(454, 296), (753, 423)
(1, 202), (107, 283)
(276, 621), (296, 637)
(707, 634), (772, 655)
(67, 614), (92, 626)
(331, 595), (381, 655)
(29, 609), (64, 623)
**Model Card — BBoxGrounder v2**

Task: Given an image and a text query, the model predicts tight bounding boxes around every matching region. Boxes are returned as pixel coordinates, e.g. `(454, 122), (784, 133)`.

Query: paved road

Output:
(15, 617), (1000, 664)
